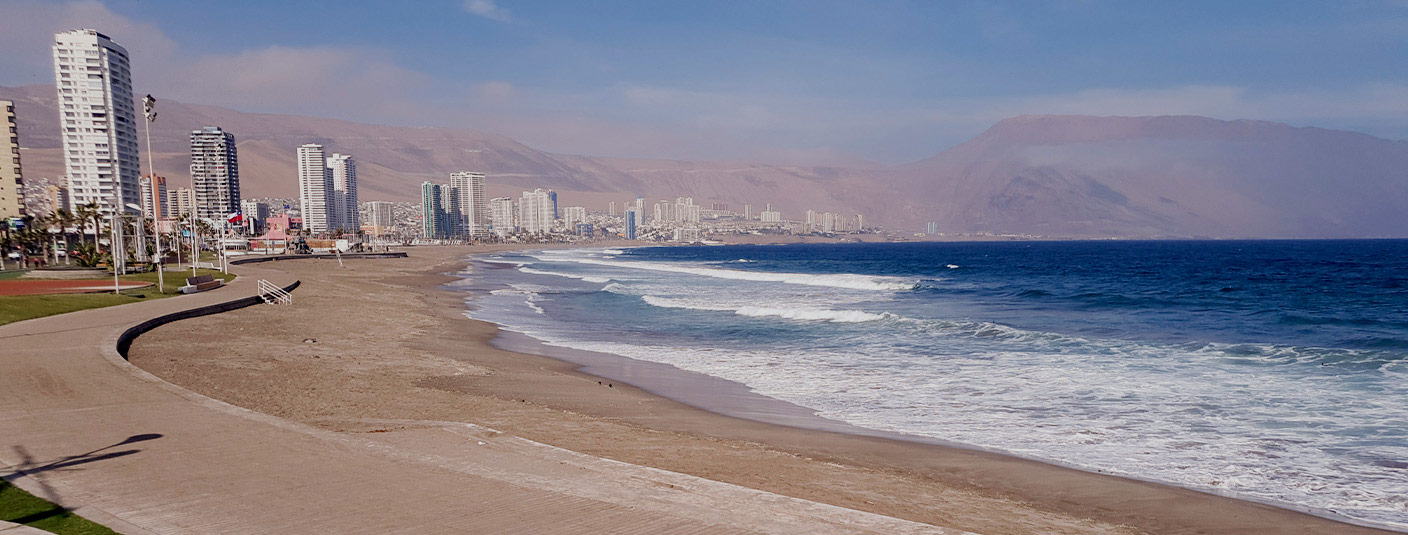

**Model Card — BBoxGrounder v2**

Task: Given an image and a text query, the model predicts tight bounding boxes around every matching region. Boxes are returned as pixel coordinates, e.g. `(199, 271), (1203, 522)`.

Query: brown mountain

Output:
(6, 84), (1407, 238)
(892, 115), (1408, 237)
(2, 84), (870, 221)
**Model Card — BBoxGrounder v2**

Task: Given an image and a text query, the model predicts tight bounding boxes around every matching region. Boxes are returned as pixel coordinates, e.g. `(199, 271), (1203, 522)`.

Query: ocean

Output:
(455, 240), (1408, 529)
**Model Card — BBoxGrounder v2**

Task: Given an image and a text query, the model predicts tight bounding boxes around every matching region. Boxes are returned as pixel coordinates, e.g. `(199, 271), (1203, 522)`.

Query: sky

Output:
(2, 0), (1408, 164)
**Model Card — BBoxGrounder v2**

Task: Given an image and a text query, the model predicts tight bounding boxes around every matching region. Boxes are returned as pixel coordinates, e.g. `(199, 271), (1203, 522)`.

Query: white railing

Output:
(257, 279), (292, 305)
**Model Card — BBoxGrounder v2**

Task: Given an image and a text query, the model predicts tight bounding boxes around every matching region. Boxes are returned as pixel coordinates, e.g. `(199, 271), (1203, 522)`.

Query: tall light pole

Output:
(143, 95), (164, 293)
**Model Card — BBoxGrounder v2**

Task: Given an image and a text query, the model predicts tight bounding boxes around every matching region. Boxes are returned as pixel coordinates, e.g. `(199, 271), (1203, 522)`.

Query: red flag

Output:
(227, 212), (243, 224)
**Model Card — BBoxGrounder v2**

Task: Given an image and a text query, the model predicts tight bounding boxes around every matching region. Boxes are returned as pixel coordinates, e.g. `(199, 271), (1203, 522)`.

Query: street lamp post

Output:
(143, 95), (164, 293)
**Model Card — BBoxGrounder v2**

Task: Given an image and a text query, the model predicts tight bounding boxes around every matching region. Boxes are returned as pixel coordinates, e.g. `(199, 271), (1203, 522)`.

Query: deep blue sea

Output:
(458, 240), (1408, 528)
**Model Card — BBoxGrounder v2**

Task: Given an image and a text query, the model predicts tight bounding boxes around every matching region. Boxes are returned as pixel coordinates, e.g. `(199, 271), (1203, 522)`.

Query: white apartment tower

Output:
(367, 201), (395, 235)
(449, 171), (487, 238)
(327, 153), (358, 231)
(297, 144), (332, 233)
(563, 206), (587, 229)
(190, 126), (239, 221)
(519, 189), (555, 234)
(489, 196), (515, 237)
(53, 29), (141, 215)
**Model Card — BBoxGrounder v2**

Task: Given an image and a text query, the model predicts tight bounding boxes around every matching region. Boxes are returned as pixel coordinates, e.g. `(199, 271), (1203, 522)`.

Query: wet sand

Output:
(128, 245), (1401, 535)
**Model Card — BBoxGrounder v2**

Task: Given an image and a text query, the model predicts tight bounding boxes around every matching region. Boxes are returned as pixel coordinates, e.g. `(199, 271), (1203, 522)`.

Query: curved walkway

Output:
(0, 258), (963, 534)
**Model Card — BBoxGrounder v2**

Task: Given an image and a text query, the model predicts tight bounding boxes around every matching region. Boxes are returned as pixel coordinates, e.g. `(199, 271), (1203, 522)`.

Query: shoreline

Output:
(454, 245), (1407, 534)
(128, 245), (1403, 535)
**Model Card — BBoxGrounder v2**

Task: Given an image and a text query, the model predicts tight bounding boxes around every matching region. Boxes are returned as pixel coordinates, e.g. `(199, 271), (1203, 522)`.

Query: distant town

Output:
(0, 28), (885, 264)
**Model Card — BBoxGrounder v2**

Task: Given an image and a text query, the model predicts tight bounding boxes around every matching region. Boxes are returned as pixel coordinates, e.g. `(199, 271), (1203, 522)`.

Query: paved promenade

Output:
(0, 259), (962, 534)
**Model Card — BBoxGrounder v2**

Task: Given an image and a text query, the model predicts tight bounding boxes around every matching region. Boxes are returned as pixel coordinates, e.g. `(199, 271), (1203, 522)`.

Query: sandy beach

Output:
(126, 245), (1400, 535)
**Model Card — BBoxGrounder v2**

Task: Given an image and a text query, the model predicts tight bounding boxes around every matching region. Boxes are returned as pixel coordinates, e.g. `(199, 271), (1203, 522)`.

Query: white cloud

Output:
(462, 0), (511, 22)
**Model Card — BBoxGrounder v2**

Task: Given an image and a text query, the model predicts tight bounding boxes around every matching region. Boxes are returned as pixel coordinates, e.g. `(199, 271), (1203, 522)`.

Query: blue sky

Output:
(3, 0), (1407, 163)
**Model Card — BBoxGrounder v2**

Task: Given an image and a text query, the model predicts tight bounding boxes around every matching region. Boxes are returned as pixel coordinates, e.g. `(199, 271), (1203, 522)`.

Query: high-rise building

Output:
(0, 100), (22, 219)
(855, 213), (864, 230)
(489, 196), (515, 238)
(519, 189), (555, 234)
(608, 201), (617, 217)
(449, 171), (487, 238)
(53, 30), (140, 216)
(822, 212), (836, 233)
(139, 174), (167, 219)
(674, 197), (700, 223)
(760, 208), (782, 223)
(171, 187), (196, 218)
(743, 204), (753, 220)
(327, 153), (357, 231)
(367, 201), (395, 235)
(925, 222), (938, 235)
(420, 181), (445, 238)
(624, 209), (638, 240)
(190, 126), (239, 220)
(563, 206), (587, 229)
(441, 184), (461, 237)
(547, 190), (558, 220)
(297, 144), (331, 233)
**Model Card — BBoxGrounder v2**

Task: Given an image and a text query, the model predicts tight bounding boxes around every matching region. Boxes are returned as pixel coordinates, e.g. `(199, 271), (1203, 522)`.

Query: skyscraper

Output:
(0, 101), (22, 219)
(624, 209), (638, 240)
(139, 174), (167, 219)
(53, 29), (140, 216)
(449, 171), (487, 238)
(547, 190), (558, 220)
(297, 144), (331, 233)
(421, 181), (445, 238)
(367, 201), (395, 235)
(327, 153), (357, 231)
(489, 196), (515, 238)
(563, 206), (587, 229)
(190, 126), (239, 221)
(519, 188), (554, 234)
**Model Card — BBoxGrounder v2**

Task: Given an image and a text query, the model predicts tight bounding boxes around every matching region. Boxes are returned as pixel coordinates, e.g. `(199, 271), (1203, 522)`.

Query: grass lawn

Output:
(0, 480), (118, 535)
(0, 268), (236, 326)
(0, 270), (27, 281)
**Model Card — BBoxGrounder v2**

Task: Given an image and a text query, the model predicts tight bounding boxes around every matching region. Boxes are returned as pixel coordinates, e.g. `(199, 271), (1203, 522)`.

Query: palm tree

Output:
(74, 202), (99, 250)
(53, 208), (75, 264)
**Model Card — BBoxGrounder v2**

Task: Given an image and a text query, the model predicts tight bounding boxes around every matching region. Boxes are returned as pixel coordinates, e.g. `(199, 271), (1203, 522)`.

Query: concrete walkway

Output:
(0, 259), (965, 534)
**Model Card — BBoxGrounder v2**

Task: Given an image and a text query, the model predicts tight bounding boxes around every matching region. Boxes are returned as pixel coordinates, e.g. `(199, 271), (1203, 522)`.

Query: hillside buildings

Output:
(53, 29), (141, 216)
(0, 100), (21, 219)
(190, 126), (240, 220)
(139, 174), (167, 218)
(46, 184), (69, 215)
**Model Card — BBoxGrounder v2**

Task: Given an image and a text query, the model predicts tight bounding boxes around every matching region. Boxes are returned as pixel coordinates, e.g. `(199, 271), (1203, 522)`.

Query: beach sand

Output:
(128, 246), (1399, 535)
